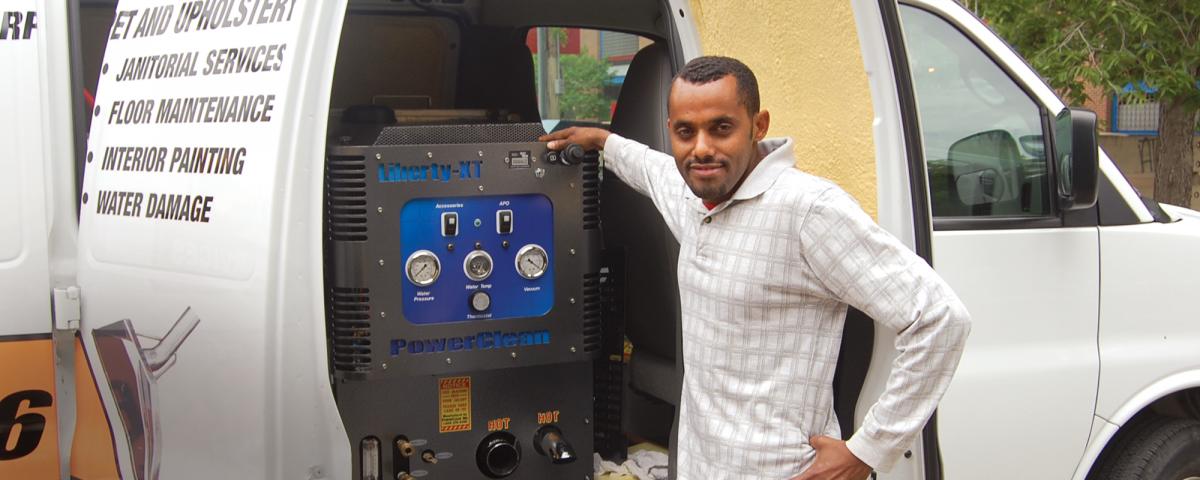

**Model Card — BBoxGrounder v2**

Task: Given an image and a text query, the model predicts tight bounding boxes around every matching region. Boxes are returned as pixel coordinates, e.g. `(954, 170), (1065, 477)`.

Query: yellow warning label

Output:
(438, 376), (471, 433)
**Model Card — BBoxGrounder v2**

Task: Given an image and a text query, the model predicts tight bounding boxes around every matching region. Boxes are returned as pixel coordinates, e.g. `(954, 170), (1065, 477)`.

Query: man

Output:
(540, 56), (970, 480)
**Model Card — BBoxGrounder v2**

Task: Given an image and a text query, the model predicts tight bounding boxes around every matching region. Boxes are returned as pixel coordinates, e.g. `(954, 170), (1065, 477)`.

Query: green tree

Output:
(972, 0), (1200, 206)
(559, 50), (613, 121)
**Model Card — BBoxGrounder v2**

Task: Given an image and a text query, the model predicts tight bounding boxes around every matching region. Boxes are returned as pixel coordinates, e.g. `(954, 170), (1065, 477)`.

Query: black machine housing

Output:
(324, 122), (606, 479)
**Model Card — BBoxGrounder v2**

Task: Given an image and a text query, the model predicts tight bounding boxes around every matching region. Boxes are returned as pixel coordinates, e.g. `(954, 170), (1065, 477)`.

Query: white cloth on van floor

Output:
(594, 451), (669, 480)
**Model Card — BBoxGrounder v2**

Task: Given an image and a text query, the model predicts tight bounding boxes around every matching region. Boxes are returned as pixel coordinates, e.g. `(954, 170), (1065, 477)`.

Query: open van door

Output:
(836, 1), (953, 479)
(74, 1), (351, 477)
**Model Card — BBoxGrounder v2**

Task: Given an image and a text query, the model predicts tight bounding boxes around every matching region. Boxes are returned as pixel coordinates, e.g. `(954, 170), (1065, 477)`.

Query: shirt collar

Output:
(686, 137), (796, 213)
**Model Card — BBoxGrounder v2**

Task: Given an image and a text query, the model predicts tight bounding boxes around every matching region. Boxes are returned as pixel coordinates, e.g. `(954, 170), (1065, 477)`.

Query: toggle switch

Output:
(442, 212), (459, 237)
(533, 425), (576, 464)
(496, 210), (513, 235)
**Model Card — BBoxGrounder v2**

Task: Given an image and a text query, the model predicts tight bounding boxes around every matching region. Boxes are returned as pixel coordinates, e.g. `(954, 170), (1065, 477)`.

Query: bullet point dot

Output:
(82, 193), (89, 204)
(102, 63), (108, 74)
(93, 106), (101, 117)
(86, 152), (93, 163)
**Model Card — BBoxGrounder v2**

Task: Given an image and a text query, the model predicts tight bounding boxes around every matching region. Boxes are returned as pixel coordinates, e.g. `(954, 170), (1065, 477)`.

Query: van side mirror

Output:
(1053, 108), (1099, 210)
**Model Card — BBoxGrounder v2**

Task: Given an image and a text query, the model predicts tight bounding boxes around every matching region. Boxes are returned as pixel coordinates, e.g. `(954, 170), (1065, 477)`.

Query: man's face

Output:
(667, 75), (769, 204)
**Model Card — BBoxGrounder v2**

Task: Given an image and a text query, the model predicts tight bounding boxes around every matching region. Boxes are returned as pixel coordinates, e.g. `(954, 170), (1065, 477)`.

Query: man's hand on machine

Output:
(791, 436), (873, 480)
(539, 127), (611, 152)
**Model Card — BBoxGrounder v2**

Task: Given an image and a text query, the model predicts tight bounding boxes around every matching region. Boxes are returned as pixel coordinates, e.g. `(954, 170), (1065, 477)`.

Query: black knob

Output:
(561, 144), (585, 166)
(477, 432), (521, 478)
(533, 425), (577, 464)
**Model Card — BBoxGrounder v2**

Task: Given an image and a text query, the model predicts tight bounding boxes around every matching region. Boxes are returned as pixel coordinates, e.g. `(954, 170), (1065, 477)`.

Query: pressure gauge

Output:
(405, 250), (441, 286)
(515, 244), (549, 280)
(463, 250), (493, 282)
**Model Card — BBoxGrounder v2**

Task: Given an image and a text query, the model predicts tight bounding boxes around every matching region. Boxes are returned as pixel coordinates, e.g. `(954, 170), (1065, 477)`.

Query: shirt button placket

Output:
(696, 215), (713, 261)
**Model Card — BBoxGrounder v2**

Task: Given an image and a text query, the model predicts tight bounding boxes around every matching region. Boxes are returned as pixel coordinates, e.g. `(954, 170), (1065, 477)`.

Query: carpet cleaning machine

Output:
(324, 123), (614, 479)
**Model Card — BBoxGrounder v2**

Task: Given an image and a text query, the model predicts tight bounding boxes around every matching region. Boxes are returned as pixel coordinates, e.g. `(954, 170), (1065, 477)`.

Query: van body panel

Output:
(666, 0), (701, 59)
(1073, 415), (1120, 480)
(932, 228), (1100, 479)
(272, 0), (353, 477)
(1096, 215), (1200, 422)
(0, 0), (54, 337)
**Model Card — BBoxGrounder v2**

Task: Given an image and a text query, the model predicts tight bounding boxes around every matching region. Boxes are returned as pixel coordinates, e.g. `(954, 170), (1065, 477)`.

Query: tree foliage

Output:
(558, 50), (613, 121)
(973, 0), (1199, 109)
(972, 0), (1199, 205)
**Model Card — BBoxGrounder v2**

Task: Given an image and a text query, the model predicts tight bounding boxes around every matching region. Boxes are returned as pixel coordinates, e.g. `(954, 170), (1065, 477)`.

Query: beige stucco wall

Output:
(688, 0), (878, 217)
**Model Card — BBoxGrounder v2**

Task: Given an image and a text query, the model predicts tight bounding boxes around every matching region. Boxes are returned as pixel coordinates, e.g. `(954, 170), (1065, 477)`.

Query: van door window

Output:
(900, 6), (1052, 218)
(528, 28), (652, 132)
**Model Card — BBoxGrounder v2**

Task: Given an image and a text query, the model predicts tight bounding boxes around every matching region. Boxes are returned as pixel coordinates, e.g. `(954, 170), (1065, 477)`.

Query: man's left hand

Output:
(791, 436), (873, 480)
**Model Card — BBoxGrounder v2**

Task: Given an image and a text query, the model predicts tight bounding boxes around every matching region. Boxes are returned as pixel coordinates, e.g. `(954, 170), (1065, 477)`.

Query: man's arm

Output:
(539, 127), (676, 200)
(798, 187), (971, 473)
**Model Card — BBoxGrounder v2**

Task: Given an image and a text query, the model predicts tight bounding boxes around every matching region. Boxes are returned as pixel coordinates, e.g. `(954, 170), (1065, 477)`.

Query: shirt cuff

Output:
(845, 430), (899, 473)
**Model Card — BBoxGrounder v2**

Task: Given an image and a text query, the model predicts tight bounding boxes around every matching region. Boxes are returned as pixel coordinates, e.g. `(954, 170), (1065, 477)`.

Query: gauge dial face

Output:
(515, 244), (549, 280)
(463, 250), (494, 281)
(405, 250), (441, 286)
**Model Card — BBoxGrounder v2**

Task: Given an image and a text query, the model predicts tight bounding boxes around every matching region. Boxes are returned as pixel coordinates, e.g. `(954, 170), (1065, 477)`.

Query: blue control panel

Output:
(400, 194), (555, 324)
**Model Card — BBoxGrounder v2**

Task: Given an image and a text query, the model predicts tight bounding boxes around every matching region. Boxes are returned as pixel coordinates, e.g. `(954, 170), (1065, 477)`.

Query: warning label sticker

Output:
(438, 376), (471, 433)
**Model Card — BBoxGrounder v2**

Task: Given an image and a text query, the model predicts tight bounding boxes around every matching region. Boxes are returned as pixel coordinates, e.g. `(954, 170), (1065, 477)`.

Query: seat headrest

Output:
(610, 42), (672, 152)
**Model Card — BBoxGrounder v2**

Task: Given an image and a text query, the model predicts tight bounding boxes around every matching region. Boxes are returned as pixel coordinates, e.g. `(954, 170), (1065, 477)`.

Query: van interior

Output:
(74, 0), (878, 473)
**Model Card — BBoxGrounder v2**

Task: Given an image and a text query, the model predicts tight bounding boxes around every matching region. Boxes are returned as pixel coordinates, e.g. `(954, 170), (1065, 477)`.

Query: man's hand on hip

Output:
(792, 436), (873, 480)
(538, 127), (610, 151)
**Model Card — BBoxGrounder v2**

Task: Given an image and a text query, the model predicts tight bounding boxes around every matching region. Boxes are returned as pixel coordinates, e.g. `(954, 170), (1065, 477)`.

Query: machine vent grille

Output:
(374, 122), (547, 145)
(581, 154), (600, 230)
(329, 287), (372, 373)
(326, 155), (368, 242)
(593, 260), (625, 459)
(581, 272), (603, 352)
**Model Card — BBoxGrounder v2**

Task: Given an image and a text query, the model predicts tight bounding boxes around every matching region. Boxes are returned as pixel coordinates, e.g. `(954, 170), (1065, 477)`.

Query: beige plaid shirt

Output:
(603, 133), (970, 479)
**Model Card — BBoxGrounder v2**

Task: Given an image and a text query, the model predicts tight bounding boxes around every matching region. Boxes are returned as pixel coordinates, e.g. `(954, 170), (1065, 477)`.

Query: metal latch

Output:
(52, 286), (81, 330)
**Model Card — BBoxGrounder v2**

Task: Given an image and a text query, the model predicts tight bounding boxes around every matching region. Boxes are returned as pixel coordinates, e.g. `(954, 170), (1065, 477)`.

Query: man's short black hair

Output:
(674, 56), (761, 117)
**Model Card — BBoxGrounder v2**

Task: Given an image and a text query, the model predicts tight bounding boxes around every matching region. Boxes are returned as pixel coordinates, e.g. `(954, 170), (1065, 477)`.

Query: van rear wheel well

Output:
(1087, 388), (1200, 479)
(1143, 387), (1200, 421)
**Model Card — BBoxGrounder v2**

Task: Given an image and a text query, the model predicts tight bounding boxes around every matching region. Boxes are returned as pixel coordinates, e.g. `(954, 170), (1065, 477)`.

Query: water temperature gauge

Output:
(515, 244), (549, 280)
(405, 250), (441, 286)
(463, 250), (494, 282)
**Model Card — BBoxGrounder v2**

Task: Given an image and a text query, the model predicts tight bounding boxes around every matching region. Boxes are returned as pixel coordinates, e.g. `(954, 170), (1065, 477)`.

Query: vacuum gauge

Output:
(515, 244), (549, 280)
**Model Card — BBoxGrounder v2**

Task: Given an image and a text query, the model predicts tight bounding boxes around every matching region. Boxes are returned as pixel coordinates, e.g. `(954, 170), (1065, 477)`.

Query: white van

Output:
(3, 0), (1198, 479)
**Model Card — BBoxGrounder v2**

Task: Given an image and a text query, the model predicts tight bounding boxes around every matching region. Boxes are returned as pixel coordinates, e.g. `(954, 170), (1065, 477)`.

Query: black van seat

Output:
(603, 42), (681, 448)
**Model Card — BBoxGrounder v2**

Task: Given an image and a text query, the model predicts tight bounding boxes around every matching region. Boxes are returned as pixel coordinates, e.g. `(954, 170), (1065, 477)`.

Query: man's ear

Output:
(752, 110), (770, 142)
